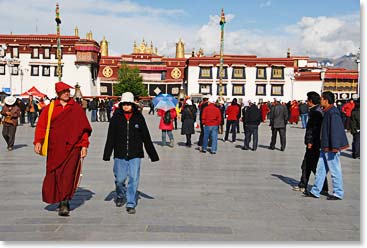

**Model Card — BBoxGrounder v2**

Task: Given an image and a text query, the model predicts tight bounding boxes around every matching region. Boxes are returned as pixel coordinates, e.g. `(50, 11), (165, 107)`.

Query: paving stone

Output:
(146, 225), (233, 234)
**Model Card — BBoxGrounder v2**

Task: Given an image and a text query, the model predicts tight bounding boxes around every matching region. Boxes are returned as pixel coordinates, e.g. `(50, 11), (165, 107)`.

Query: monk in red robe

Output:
(34, 82), (92, 217)
(260, 102), (270, 122)
(289, 100), (300, 124)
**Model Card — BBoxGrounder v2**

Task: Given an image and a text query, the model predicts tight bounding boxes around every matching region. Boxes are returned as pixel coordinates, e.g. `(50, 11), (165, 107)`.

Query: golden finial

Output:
(74, 26), (79, 36)
(176, 38), (185, 58)
(100, 36), (108, 56)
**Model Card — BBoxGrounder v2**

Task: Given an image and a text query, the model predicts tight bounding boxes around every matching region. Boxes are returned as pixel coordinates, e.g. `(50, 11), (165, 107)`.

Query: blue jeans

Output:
(203, 125), (218, 153)
(113, 158), (141, 208)
(91, 110), (97, 122)
(310, 151), (344, 199)
(300, 114), (308, 129)
(161, 130), (174, 146)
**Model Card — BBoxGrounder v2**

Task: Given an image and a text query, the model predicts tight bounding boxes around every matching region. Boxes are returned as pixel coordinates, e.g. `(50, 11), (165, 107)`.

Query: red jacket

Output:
(341, 102), (355, 117)
(158, 109), (177, 130)
(226, 104), (240, 120)
(202, 103), (222, 126)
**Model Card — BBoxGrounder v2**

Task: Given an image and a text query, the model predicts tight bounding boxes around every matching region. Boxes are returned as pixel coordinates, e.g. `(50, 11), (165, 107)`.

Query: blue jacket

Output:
(320, 106), (349, 152)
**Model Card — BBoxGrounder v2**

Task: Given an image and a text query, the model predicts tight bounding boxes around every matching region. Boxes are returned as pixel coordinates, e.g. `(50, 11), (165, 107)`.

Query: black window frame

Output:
(43, 47), (51, 59)
(256, 67), (267, 79)
(199, 84), (212, 95)
(199, 67), (212, 79)
(271, 66), (284, 80)
(31, 47), (39, 59)
(232, 84), (245, 96)
(217, 84), (227, 96)
(232, 67), (246, 79)
(11, 47), (19, 58)
(0, 48), (5, 58)
(10, 65), (19, 75)
(31, 65), (39, 76)
(42, 65), (51, 76)
(256, 84), (267, 96)
(270, 84), (284, 96)
(216, 67), (228, 79)
(0, 64), (5, 75)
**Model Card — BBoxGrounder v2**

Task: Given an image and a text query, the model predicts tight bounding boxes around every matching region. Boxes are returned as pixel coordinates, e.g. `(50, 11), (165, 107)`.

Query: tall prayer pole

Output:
(218, 8), (226, 97)
(55, 3), (62, 81)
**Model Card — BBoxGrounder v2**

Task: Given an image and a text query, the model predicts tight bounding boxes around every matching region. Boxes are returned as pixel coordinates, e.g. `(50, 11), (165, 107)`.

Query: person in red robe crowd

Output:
(289, 100), (300, 124)
(260, 102), (270, 122)
(34, 82), (92, 217)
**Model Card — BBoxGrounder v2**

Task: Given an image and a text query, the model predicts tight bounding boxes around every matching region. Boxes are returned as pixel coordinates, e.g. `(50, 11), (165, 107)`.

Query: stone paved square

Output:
(0, 110), (360, 241)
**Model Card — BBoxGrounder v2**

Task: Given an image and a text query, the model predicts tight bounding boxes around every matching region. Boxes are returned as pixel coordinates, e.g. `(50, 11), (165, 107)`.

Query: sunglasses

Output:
(122, 102), (133, 106)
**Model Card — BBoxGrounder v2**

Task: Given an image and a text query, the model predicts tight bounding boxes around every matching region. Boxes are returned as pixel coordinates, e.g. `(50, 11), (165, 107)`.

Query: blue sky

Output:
(0, 0), (361, 58)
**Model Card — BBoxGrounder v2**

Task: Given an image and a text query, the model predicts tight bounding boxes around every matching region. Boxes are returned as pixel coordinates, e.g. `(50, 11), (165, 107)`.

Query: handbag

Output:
(40, 101), (54, 157)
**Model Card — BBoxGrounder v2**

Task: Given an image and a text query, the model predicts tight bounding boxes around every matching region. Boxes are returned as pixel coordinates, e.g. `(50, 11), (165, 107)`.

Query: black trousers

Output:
(270, 127), (286, 149)
(2, 124), (17, 148)
(224, 120), (237, 141)
(244, 125), (259, 150)
(352, 132), (360, 158)
(299, 147), (328, 191)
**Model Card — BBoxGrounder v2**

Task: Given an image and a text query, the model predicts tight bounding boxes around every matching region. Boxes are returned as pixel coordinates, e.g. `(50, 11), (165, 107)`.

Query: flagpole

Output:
(219, 8), (226, 98)
(55, 3), (62, 81)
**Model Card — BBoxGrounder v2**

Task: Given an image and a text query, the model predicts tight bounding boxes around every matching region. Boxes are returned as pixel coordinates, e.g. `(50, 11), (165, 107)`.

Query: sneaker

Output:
(169, 140), (174, 148)
(210, 151), (216, 154)
(292, 186), (305, 193)
(115, 197), (125, 207)
(200, 150), (207, 153)
(241, 146), (249, 150)
(326, 195), (342, 200)
(126, 207), (136, 214)
(268, 146), (275, 150)
(303, 191), (318, 198)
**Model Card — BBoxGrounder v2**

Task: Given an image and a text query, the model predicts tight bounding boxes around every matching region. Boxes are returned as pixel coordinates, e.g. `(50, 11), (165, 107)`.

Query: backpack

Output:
(163, 110), (172, 124)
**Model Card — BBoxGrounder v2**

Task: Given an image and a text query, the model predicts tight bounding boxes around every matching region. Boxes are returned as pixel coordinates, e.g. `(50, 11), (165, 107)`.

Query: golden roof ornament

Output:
(176, 38), (185, 58)
(100, 36), (109, 56)
(74, 26), (79, 36)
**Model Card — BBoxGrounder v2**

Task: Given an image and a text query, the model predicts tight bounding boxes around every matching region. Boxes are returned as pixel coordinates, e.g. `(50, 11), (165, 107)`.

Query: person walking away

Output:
(106, 98), (113, 121)
(298, 100), (309, 129)
(158, 108), (177, 147)
(201, 96), (221, 154)
(181, 99), (197, 147)
(26, 95), (39, 127)
(148, 101), (155, 115)
(242, 100), (261, 151)
(293, 92), (328, 193)
(304, 91), (349, 200)
(1, 96), (20, 151)
(218, 100), (225, 134)
(350, 99), (360, 159)
(89, 98), (98, 122)
(197, 96), (209, 149)
(34, 82), (92, 216)
(17, 98), (26, 125)
(269, 97), (288, 151)
(341, 99), (355, 130)
(99, 100), (107, 122)
(224, 98), (241, 142)
(103, 92), (159, 214)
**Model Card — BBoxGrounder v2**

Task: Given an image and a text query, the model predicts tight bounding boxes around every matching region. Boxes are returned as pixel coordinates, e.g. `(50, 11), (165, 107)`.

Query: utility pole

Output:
(218, 8), (226, 98)
(55, 3), (62, 81)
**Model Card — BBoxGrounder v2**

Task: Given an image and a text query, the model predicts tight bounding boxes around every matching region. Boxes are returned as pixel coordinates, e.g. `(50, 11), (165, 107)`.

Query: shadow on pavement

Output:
(104, 190), (155, 206)
(44, 187), (95, 211)
(271, 174), (299, 187)
(12, 144), (28, 150)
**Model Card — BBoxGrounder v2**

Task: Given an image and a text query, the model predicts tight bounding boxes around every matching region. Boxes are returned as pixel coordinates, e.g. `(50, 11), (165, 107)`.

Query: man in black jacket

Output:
(269, 98), (288, 151)
(242, 101), (262, 151)
(103, 92), (159, 214)
(293, 92), (328, 193)
(350, 99), (360, 159)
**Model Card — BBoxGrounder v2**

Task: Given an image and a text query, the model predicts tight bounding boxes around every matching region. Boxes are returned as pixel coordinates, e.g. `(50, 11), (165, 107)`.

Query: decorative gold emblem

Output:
(171, 67), (181, 79)
(103, 66), (113, 78)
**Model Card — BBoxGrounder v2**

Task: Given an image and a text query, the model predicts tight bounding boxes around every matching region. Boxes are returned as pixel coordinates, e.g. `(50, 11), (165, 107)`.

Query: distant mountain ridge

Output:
(311, 54), (359, 70)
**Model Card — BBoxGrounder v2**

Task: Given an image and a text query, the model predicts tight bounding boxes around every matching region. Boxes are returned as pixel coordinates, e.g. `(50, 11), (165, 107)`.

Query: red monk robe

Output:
(34, 98), (92, 204)
(289, 101), (300, 124)
(260, 103), (270, 122)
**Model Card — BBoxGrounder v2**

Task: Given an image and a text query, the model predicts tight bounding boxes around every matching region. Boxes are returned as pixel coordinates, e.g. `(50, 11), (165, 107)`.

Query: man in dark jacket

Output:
(224, 98), (241, 142)
(103, 92), (159, 214)
(350, 99), (360, 159)
(293, 92), (328, 193)
(242, 101), (261, 151)
(269, 98), (288, 151)
(304, 91), (349, 200)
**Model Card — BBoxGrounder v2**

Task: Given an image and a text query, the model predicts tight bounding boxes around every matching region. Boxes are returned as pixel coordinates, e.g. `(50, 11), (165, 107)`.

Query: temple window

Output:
(44, 48), (50, 59)
(232, 68), (245, 79)
(256, 67), (267, 79)
(232, 85), (245, 96)
(31, 65), (39, 76)
(199, 67), (212, 79)
(0, 65), (5, 75)
(32, 48), (39, 58)
(256, 84), (266, 96)
(42, 66), (50, 76)
(216, 67), (228, 79)
(271, 85), (284, 96)
(271, 67), (284, 79)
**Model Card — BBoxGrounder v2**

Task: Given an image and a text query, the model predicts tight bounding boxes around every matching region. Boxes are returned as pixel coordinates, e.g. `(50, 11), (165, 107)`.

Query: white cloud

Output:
(260, 1), (272, 8)
(0, 0), (360, 59)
